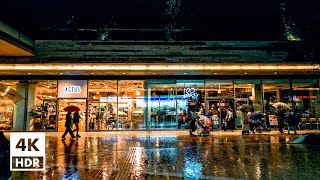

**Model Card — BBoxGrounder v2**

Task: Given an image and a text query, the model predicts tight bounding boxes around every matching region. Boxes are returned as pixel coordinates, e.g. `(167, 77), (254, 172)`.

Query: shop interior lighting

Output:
(0, 64), (316, 71)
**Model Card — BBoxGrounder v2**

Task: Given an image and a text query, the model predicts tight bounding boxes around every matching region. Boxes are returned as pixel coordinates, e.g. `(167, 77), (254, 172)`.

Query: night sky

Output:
(0, 0), (319, 41)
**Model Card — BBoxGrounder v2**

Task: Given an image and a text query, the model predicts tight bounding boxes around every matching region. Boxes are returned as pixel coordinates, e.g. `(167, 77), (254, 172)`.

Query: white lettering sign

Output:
(64, 86), (81, 93)
(183, 88), (199, 100)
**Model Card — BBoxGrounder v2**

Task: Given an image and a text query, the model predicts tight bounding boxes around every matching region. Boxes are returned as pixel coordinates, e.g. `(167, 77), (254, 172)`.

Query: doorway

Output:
(149, 82), (177, 130)
(206, 98), (235, 130)
(57, 99), (86, 132)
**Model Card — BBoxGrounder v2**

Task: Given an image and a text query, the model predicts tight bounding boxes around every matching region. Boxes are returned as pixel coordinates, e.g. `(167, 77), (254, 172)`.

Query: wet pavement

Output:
(4, 130), (320, 180)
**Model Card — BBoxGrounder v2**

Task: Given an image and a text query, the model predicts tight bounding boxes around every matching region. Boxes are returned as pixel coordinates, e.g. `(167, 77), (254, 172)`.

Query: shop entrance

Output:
(57, 99), (86, 132)
(149, 82), (177, 130)
(206, 98), (235, 129)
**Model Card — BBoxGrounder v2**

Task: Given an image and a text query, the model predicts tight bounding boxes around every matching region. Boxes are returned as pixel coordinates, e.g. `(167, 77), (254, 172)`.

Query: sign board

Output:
(58, 80), (87, 98)
(183, 88), (199, 100)
(10, 132), (46, 171)
(269, 115), (278, 126)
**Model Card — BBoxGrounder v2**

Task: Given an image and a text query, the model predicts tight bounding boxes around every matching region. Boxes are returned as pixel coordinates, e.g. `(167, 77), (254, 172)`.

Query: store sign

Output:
(293, 95), (317, 99)
(58, 80), (87, 98)
(64, 86), (81, 93)
(183, 88), (199, 99)
(269, 115), (278, 126)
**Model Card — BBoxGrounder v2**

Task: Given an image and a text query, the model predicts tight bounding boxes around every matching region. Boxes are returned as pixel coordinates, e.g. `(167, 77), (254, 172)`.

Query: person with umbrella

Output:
(276, 106), (286, 133)
(72, 111), (81, 138)
(249, 111), (264, 133)
(62, 105), (79, 140)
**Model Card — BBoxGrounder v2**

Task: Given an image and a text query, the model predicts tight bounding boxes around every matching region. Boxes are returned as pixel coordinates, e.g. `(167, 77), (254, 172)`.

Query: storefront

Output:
(0, 78), (319, 131)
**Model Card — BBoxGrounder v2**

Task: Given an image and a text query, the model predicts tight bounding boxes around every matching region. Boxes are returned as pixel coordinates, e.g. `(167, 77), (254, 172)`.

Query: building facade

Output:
(0, 38), (319, 132)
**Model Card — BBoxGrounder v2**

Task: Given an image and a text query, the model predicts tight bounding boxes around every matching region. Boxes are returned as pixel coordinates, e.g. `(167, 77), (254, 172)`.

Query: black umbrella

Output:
(250, 111), (264, 120)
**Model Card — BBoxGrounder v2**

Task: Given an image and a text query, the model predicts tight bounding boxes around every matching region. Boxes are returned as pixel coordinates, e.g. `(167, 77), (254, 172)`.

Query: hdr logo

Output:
(10, 133), (45, 171)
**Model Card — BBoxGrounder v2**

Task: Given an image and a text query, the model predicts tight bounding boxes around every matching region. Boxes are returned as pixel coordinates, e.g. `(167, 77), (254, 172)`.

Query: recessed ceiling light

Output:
(91, 73), (94, 74)
(274, 72), (278, 74)
(244, 72), (247, 74)
(123, 73), (125, 74)
(153, 73), (156, 74)
(28, 73), (31, 74)
(59, 73), (63, 74)
(214, 73), (217, 75)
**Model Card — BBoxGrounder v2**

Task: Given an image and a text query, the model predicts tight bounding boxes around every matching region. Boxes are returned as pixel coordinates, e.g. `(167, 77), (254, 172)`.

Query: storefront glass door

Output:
(58, 99), (86, 132)
(87, 100), (100, 131)
(148, 81), (177, 130)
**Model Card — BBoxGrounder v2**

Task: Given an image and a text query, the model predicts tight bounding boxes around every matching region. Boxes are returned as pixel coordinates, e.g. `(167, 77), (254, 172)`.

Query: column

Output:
(13, 82), (27, 130)
(26, 83), (37, 130)
(254, 84), (262, 111)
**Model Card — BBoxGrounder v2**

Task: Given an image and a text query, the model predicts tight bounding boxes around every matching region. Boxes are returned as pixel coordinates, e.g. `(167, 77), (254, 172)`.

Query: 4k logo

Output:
(16, 138), (40, 151)
(10, 133), (45, 171)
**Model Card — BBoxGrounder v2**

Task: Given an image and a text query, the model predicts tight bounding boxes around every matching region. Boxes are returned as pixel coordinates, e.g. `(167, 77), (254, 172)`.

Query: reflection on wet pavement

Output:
(9, 133), (320, 180)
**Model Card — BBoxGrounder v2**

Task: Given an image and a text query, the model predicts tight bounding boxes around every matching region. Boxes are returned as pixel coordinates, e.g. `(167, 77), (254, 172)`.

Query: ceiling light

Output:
(59, 73), (63, 75)
(123, 73), (125, 74)
(153, 73), (156, 74)
(28, 73), (31, 74)
(91, 73), (94, 74)
(274, 72), (278, 74)
(214, 73), (217, 75)
(244, 72), (247, 74)
(183, 73), (187, 75)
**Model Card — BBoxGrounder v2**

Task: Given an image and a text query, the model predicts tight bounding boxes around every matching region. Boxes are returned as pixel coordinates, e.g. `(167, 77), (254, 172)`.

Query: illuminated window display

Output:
(292, 79), (320, 119)
(263, 79), (290, 114)
(0, 78), (319, 131)
(118, 80), (146, 130)
(0, 80), (26, 131)
(28, 80), (57, 131)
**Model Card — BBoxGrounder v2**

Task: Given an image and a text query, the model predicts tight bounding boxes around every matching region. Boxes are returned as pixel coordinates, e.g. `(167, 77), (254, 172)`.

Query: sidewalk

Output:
(5, 129), (320, 138)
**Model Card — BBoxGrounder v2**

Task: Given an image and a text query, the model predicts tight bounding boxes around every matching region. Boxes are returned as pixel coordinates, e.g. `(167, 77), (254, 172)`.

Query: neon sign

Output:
(183, 88), (199, 99)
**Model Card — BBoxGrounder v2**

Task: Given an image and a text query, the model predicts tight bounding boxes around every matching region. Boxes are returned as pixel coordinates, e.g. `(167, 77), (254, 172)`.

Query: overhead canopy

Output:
(0, 21), (34, 56)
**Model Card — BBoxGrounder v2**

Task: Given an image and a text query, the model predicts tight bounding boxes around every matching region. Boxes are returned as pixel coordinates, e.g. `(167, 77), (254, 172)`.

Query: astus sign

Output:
(183, 88), (199, 99)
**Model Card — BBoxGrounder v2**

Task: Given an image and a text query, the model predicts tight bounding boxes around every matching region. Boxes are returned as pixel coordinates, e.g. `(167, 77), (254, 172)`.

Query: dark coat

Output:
(73, 112), (80, 123)
(65, 114), (72, 127)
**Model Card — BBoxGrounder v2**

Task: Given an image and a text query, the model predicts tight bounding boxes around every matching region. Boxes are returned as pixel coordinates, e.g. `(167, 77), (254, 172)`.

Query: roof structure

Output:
(2, 0), (318, 41)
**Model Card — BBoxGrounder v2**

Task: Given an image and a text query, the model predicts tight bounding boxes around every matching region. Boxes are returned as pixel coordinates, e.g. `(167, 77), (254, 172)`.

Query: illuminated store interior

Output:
(0, 78), (318, 131)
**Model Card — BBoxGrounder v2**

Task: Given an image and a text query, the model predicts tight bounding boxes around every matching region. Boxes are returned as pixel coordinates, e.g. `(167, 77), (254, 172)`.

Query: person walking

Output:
(247, 107), (255, 133)
(189, 110), (196, 135)
(72, 111), (81, 138)
(276, 106), (286, 133)
(287, 110), (297, 134)
(62, 112), (76, 140)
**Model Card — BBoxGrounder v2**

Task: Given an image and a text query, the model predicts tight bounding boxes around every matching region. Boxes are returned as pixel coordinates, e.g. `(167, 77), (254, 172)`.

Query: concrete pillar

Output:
(26, 83), (37, 130)
(310, 81), (320, 118)
(276, 88), (281, 102)
(254, 84), (262, 111)
(13, 82), (27, 130)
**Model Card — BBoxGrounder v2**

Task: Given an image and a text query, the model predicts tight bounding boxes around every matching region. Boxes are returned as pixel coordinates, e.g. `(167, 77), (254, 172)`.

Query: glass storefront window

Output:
(235, 79), (262, 111)
(176, 80), (204, 129)
(149, 82), (176, 129)
(29, 80), (58, 131)
(118, 80), (146, 130)
(0, 80), (26, 131)
(292, 79), (320, 118)
(263, 79), (290, 114)
(206, 80), (233, 98)
(88, 80), (117, 130)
